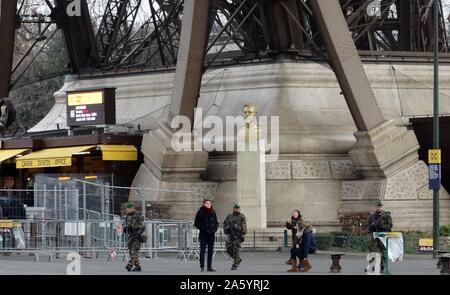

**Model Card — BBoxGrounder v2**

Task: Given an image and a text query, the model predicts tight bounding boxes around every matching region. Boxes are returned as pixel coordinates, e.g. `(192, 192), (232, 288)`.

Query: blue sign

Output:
(429, 164), (441, 190)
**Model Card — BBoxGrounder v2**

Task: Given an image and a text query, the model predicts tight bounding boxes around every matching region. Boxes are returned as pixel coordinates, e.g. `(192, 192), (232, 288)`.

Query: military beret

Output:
(126, 203), (134, 209)
(375, 200), (383, 207)
(233, 203), (240, 209)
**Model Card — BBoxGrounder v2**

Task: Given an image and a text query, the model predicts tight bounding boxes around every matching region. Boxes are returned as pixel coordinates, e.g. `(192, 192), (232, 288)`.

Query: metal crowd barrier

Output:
(0, 219), (198, 261)
(0, 219), (286, 262)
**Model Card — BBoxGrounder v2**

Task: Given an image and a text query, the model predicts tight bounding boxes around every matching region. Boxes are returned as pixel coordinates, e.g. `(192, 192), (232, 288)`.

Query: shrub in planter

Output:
(333, 235), (348, 248)
(315, 234), (334, 250)
(440, 225), (450, 237)
(347, 235), (369, 252)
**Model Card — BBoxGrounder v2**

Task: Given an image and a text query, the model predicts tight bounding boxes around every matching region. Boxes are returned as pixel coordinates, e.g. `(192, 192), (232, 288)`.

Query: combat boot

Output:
(125, 264), (133, 272)
(231, 264), (238, 270)
(287, 258), (298, 272)
(301, 258), (312, 272)
(132, 265), (142, 272)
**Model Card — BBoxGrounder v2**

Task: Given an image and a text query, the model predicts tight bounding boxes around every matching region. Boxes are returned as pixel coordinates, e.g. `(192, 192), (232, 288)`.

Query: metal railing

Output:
(0, 219), (287, 261)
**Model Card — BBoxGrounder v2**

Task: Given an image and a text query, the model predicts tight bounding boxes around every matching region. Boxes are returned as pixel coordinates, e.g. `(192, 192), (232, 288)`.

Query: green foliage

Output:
(347, 236), (368, 252)
(9, 31), (68, 130)
(315, 234), (334, 250)
(440, 225), (450, 237)
(314, 231), (446, 254)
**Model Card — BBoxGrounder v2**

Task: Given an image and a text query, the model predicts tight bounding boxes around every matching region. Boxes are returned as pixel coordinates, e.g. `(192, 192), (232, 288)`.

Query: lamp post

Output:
(432, 0), (440, 259)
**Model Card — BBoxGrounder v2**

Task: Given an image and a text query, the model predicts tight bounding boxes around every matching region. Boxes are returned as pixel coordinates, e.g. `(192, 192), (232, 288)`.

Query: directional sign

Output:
(429, 164), (441, 190)
(428, 149), (441, 164)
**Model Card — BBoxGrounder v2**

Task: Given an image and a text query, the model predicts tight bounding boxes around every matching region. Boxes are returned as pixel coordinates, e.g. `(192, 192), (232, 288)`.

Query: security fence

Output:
(3, 217), (449, 261)
(0, 179), (199, 222)
(0, 218), (289, 261)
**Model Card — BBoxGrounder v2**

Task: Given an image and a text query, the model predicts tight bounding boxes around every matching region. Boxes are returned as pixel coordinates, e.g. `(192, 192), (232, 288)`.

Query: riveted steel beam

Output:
(169, 0), (211, 123)
(309, 0), (384, 131)
(0, 0), (17, 99)
(54, 0), (98, 73)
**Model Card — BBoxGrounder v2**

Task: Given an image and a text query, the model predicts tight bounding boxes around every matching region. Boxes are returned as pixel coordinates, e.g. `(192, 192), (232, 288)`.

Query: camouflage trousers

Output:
(226, 238), (242, 266)
(368, 237), (386, 269)
(128, 238), (141, 267)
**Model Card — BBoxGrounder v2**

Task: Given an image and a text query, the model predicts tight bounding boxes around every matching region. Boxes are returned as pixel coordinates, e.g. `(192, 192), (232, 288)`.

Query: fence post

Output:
(100, 185), (105, 220)
(53, 186), (57, 219)
(43, 184), (47, 216)
(284, 230), (288, 247)
(145, 222), (153, 258)
(34, 185), (38, 208)
(85, 222), (92, 258)
(64, 188), (68, 220)
(177, 222), (183, 260)
(253, 230), (256, 251)
(75, 189), (79, 221)
(83, 182), (86, 220)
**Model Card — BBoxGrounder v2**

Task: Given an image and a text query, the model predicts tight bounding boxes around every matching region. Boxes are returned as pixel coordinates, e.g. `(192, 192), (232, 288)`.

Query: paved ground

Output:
(0, 250), (443, 275)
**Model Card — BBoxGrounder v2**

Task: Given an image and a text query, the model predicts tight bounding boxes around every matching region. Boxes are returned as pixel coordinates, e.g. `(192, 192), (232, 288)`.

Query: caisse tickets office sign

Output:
(66, 88), (116, 127)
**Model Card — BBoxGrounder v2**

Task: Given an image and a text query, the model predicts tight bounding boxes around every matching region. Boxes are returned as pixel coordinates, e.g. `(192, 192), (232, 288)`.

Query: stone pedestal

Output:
(237, 124), (267, 229)
(140, 121), (209, 181)
(131, 121), (217, 221)
(341, 119), (450, 229)
(343, 119), (441, 201)
(349, 120), (420, 178)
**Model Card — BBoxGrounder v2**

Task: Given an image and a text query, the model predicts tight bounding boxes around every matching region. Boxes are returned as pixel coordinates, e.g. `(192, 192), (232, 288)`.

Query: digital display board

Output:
(66, 88), (116, 127)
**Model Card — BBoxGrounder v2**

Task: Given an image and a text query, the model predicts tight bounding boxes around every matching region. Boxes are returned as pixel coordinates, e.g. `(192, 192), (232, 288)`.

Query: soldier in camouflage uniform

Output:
(223, 204), (247, 270)
(367, 200), (393, 273)
(121, 203), (145, 272)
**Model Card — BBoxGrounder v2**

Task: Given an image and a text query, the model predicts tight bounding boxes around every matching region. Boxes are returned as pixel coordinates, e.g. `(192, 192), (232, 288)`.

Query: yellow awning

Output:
(0, 220), (21, 228)
(16, 145), (95, 169)
(0, 149), (29, 163)
(99, 145), (137, 161)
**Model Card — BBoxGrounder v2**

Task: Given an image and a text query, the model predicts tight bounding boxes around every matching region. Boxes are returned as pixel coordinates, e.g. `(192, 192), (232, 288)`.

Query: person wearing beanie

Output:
(223, 204), (247, 270)
(118, 202), (145, 272)
(367, 200), (393, 273)
(194, 199), (218, 272)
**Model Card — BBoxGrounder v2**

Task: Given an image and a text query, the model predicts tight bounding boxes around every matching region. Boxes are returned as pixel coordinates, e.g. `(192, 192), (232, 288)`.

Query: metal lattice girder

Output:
(54, 0), (98, 73)
(169, 0), (211, 122)
(118, 0), (184, 69)
(96, 0), (143, 66)
(7, 0), (450, 75)
(0, 0), (17, 99)
(339, 0), (449, 52)
(309, 0), (384, 131)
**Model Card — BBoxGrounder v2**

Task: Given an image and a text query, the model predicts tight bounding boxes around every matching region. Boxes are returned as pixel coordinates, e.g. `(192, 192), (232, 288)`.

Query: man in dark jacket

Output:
(223, 204), (247, 270)
(367, 200), (393, 273)
(194, 199), (218, 272)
